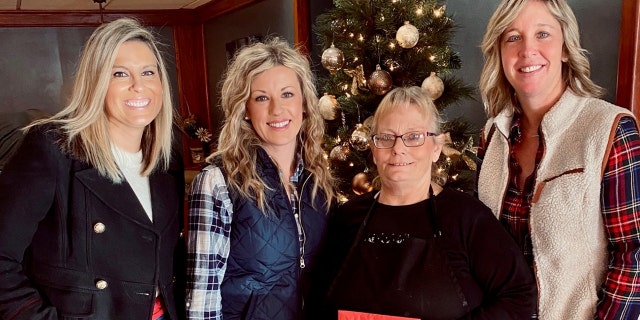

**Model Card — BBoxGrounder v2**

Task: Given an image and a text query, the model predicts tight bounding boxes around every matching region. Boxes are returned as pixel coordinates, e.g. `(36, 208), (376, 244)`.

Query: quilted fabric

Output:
(222, 148), (329, 320)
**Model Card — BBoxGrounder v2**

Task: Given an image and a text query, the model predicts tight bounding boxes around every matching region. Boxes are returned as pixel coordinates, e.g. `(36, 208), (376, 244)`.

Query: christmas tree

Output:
(314, 0), (478, 200)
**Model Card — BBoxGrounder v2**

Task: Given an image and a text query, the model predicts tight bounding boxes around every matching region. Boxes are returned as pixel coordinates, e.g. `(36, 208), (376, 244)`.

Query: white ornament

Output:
(421, 72), (445, 100)
(318, 93), (339, 120)
(396, 21), (419, 49)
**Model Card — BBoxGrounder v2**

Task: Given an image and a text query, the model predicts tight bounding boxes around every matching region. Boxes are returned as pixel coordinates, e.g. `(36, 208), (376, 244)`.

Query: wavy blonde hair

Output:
(27, 18), (174, 183)
(211, 37), (335, 211)
(479, 0), (605, 118)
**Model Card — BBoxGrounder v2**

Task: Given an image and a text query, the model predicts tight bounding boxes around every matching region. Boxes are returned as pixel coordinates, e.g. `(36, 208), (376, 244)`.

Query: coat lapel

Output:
(75, 167), (153, 227)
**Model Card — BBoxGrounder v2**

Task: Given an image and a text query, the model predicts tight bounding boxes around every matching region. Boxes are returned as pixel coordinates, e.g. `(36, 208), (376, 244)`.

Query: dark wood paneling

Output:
(616, 0), (640, 114)
(0, 10), (195, 26)
(294, 0), (310, 54)
(173, 23), (211, 169)
(196, 0), (264, 21)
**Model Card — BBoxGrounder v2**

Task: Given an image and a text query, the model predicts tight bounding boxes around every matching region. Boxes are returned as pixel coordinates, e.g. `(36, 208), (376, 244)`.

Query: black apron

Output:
(328, 189), (470, 319)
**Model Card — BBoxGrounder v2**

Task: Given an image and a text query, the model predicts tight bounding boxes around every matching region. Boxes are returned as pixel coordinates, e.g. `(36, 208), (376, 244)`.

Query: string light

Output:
(416, 7), (423, 15)
(434, 5), (446, 18)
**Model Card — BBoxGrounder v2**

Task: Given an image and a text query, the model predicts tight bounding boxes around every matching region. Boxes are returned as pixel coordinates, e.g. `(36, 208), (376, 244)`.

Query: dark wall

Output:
(0, 27), (92, 116)
(0, 26), (178, 116)
(203, 0), (295, 135)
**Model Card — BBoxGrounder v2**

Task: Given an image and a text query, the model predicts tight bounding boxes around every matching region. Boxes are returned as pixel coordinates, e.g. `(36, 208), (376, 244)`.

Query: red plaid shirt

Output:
(479, 115), (640, 319)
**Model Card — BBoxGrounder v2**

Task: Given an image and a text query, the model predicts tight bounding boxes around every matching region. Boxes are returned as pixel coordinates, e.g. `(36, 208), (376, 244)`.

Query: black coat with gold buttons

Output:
(0, 124), (185, 320)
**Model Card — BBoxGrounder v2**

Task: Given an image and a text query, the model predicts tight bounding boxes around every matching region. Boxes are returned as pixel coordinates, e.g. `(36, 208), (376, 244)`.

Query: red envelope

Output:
(338, 310), (419, 320)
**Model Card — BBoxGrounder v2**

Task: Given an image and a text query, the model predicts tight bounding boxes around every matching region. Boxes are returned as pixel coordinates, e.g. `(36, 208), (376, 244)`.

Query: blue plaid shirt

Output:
(185, 165), (232, 320)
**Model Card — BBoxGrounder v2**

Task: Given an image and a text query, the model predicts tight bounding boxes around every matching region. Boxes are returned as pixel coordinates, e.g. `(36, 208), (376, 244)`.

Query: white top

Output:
(111, 145), (153, 222)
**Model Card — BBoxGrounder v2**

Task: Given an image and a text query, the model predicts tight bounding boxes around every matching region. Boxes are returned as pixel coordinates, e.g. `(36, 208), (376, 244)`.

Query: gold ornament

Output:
(318, 93), (339, 120)
(421, 72), (445, 100)
(343, 64), (367, 95)
(368, 64), (393, 95)
(349, 123), (370, 151)
(352, 172), (373, 195)
(384, 59), (401, 72)
(441, 132), (477, 171)
(329, 144), (349, 161)
(395, 21), (420, 49)
(432, 155), (452, 186)
(321, 44), (345, 75)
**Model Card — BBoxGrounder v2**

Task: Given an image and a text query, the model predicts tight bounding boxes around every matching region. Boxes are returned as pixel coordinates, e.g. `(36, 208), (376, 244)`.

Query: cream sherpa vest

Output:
(478, 90), (634, 320)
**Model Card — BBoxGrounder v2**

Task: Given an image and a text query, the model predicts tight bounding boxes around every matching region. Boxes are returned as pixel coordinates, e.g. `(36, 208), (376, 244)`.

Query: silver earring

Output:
(244, 116), (250, 120)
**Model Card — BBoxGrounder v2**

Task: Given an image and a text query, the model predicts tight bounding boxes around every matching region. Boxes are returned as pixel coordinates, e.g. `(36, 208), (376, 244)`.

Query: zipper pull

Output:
(300, 256), (306, 269)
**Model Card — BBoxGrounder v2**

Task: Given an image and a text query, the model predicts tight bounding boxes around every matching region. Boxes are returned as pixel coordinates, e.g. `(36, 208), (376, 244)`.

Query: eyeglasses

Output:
(371, 131), (437, 149)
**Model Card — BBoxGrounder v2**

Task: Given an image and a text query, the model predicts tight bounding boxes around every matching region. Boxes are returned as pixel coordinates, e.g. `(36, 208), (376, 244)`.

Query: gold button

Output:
(93, 222), (106, 234)
(95, 280), (108, 290)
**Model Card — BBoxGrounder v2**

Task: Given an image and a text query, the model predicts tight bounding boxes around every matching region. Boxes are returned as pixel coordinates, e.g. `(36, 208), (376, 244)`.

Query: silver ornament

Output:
(395, 21), (419, 49)
(321, 44), (345, 75)
(368, 64), (393, 95)
(421, 72), (445, 100)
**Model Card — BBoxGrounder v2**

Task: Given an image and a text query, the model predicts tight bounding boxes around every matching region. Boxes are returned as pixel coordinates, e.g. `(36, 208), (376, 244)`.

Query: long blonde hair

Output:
(28, 18), (174, 183)
(212, 37), (335, 211)
(479, 0), (605, 118)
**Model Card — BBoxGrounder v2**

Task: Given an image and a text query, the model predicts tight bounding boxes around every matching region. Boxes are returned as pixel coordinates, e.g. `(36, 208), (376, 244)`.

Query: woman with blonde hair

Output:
(186, 37), (335, 319)
(477, 0), (640, 318)
(0, 18), (184, 319)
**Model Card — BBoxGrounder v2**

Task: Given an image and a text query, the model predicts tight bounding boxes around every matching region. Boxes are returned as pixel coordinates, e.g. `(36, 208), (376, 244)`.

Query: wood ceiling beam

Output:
(0, 10), (196, 26)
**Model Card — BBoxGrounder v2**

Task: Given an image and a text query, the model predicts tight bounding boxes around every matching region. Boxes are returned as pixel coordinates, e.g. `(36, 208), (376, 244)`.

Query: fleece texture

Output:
(478, 89), (634, 319)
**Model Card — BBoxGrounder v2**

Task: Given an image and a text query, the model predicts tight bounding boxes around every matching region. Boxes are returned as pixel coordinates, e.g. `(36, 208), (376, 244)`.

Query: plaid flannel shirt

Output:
(598, 116), (640, 319)
(186, 165), (232, 320)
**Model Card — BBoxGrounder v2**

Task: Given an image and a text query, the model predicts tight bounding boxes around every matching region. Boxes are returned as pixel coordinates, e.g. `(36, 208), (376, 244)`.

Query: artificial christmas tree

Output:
(314, 0), (478, 200)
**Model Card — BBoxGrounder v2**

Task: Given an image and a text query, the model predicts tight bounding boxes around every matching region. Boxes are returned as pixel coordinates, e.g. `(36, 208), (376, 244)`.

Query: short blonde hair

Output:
(479, 0), (604, 117)
(371, 86), (443, 136)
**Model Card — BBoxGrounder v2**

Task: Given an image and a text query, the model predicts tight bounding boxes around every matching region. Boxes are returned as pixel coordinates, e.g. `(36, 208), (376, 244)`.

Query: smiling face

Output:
(245, 65), (304, 155)
(105, 40), (162, 139)
(371, 103), (442, 190)
(500, 0), (567, 108)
